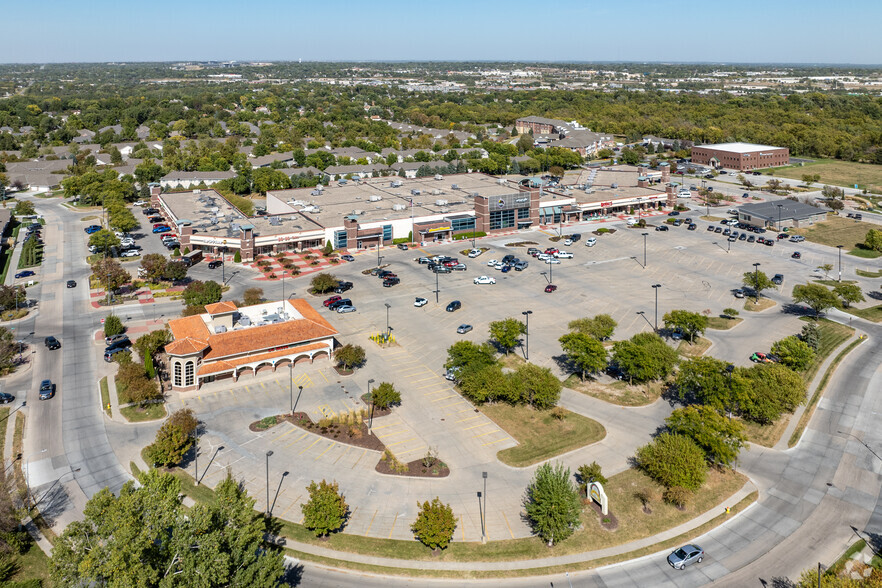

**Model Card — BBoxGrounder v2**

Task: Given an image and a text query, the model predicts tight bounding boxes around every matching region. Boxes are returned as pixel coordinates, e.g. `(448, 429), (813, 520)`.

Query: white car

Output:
(564, 239), (573, 246)
(537, 253), (552, 261)
(414, 297), (428, 307)
(468, 249), (483, 258)
(474, 275), (496, 285)
(120, 250), (140, 257)
(133, 200), (148, 206)
(545, 258), (561, 264)
(486, 259), (498, 266)
(120, 239), (135, 247)
(336, 305), (356, 313)
(586, 237), (597, 247)
(554, 251), (573, 259)
(493, 262), (505, 269)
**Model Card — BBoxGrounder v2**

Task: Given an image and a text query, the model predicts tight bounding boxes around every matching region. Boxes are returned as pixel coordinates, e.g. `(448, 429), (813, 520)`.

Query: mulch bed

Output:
(375, 456), (450, 478)
(586, 499), (619, 531)
(504, 241), (538, 247)
(359, 394), (392, 419)
(289, 413), (386, 452)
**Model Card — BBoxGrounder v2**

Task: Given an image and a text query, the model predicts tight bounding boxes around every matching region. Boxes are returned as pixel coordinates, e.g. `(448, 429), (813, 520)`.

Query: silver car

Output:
(667, 544), (704, 570)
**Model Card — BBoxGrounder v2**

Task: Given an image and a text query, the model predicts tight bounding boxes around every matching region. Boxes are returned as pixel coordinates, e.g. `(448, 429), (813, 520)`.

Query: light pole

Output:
(289, 362), (293, 414)
(482, 471), (488, 543)
(194, 426), (199, 485)
(367, 379), (375, 434)
(652, 284), (661, 331)
(641, 232), (648, 268)
(753, 262), (761, 303)
(434, 267), (440, 303)
(384, 302), (391, 339)
(837, 245), (843, 282)
(376, 242), (382, 268)
(521, 310), (532, 360)
(265, 450), (274, 516)
(777, 204), (783, 232)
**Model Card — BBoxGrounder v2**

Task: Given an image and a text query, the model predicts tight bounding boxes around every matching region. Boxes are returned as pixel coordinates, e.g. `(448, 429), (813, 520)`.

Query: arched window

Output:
(174, 362), (182, 387)
(185, 361), (195, 387)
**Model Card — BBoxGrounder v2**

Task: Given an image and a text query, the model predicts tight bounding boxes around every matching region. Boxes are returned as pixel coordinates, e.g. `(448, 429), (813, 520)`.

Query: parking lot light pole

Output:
(384, 303), (391, 339)
(753, 262), (761, 303)
(651, 284), (661, 332)
(641, 232), (648, 268)
(265, 450), (274, 516)
(522, 311), (532, 360)
(376, 243), (382, 268)
(367, 379), (375, 434)
(777, 204), (783, 231)
(482, 471), (488, 543)
(434, 269), (440, 303)
(194, 427), (199, 485)
(837, 245), (843, 282)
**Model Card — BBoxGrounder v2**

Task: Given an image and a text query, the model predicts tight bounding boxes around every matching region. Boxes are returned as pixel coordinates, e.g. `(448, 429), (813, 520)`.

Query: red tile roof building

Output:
(166, 298), (337, 391)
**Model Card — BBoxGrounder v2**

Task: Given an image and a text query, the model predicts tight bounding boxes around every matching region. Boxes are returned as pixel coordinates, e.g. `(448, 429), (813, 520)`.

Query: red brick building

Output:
(690, 143), (789, 171)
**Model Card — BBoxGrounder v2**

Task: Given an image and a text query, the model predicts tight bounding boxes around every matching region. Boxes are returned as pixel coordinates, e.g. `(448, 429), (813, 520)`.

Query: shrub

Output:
(663, 486), (692, 508)
(411, 497), (457, 550)
(103, 314), (124, 337)
(523, 463), (582, 546)
(233, 250), (241, 263)
(144, 409), (197, 467)
(722, 307), (739, 318)
(636, 433), (707, 491)
(370, 382), (401, 410)
(301, 480), (349, 537)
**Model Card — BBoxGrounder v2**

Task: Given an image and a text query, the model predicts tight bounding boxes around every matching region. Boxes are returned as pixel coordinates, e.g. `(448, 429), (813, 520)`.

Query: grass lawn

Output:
(789, 215), (881, 259)
(0, 309), (29, 321)
(813, 279), (857, 287)
(742, 417), (792, 448)
(768, 159), (882, 193)
(706, 316), (743, 330)
(564, 375), (662, 407)
(497, 353), (526, 370)
(800, 318), (855, 384)
(677, 336), (712, 358)
(0, 407), (8, 458)
(856, 268), (882, 278)
(842, 305), (882, 322)
(120, 403), (167, 422)
(744, 297), (776, 312)
(166, 467), (219, 505)
(8, 540), (54, 586)
(99, 376), (111, 417)
(480, 403), (605, 467)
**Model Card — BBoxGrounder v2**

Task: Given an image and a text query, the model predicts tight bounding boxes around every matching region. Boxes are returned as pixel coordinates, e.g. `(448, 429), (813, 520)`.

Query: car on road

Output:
(456, 324), (473, 334)
(341, 254), (355, 262)
(15, 271), (35, 279)
(414, 297), (428, 307)
(336, 305), (357, 313)
(446, 300), (461, 312)
(667, 544), (704, 570)
(733, 288), (745, 298)
(544, 284), (558, 293)
(655, 225), (669, 232)
(39, 379), (55, 400)
(207, 260), (223, 269)
(44, 336), (61, 350)
(474, 275), (496, 285)
(84, 225), (102, 234)
(772, 273), (784, 285)
(792, 251), (801, 259)
(66, 280), (76, 288)
(323, 295), (342, 307)
(0, 392), (14, 404)
(667, 211), (680, 216)
(397, 243), (408, 250)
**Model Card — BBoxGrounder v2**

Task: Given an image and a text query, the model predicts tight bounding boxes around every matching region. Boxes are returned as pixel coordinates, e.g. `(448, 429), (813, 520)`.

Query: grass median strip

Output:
(120, 403), (166, 422)
(100, 376), (111, 417)
(564, 376), (662, 407)
(479, 403), (605, 467)
(841, 305), (882, 323)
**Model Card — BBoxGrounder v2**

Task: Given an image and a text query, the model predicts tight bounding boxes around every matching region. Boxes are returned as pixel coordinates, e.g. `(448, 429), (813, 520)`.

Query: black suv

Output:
(382, 277), (400, 287)
(45, 336), (61, 350)
(570, 234), (581, 242)
(328, 298), (352, 311)
(207, 260), (223, 269)
(446, 300), (461, 312)
(334, 281), (353, 293)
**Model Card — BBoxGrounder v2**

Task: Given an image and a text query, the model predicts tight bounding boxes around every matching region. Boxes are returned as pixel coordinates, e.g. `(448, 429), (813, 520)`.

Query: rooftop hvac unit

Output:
(611, 183), (618, 189)
(431, 189), (441, 195)
(352, 209), (365, 215)
(231, 223), (241, 232)
(434, 174), (443, 180)
(214, 325), (227, 334)
(497, 178), (506, 184)
(439, 208), (449, 213)
(238, 315), (251, 326)
(435, 199), (448, 206)
(472, 192), (480, 197)
(410, 189), (421, 195)
(392, 204), (406, 211)
(451, 184), (459, 190)
(369, 195), (382, 202)
(211, 207), (219, 212)
(391, 180), (402, 188)
(194, 189), (201, 194)
(269, 217), (281, 225)
(310, 189), (321, 196)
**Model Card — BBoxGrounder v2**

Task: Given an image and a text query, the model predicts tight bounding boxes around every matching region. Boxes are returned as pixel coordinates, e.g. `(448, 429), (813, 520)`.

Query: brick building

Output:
(690, 142), (789, 171)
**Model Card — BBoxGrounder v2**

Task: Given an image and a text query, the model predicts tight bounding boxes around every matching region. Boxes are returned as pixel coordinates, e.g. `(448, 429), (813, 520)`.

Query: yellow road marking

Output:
(460, 515), (465, 541)
(274, 427), (297, 442)
(386, 438), (416, 448)
(455, 407), (475, 414)
(395, 446), (427, 457)
(502, 510), (515, 539)
(364, 510), (378, 536)
(376, 429), (409, 439)
(388, 512), (399, 539)
(284, 432), (310, 448)
(418, 383), (443, 390)
(298, 438), (321, 455)
(333, 446), (351, 464)
(260, 382), (267, 390)
(409, 376), (436, 383)
(281, 493), (302, 518)
(351, 449), (366, 468)
(432, 394), (457, 402)
(464, 422), (492, 431)
(473, 429), (499, 439)
(482, 436), (511, 447)
(314, 443), (335, 460)
(424, 389), (449, 397)
(370, 421), (401, 431)
(456, 415), (483, 424)
(319, 371), (328, 383)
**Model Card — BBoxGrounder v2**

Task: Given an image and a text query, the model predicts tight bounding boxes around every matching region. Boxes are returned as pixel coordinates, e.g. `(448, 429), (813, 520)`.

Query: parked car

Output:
(789, 235), (806, 243)
(334, 282), (353, 293)
(554, 251), (573, 259)
(328, 298), (352, 311)
(15, 271), (35, 279)
(570, 234), (581, 242)
(336, 305), (357, 313)
(105, 333), (129, 346)
(733, 288), (745, 298)
(377, 270), (395, 279)
(747, 235), (756, 243)
(451, 263), (467, 271)
(544, 284), (558, 293)
(750, 352), (772, 363)
(545, 258), (561, 264)
(0, 392), (14, 404)
(39, 379), (55, 400)
(446, 300), (461, 312)
(792, 251), (801, 259)
(44, 336), (61, 350)
(152, 226), (171, 234)
(667, 545), (704, 570)
(486, 259), (498, 266)
(474, 275), (496, 285)
(207, 260), (223, 269)
(687, 223), (697, 231)
(323, 295), (342, 307)
(456, 324), (473, 334)
(514, 261), (529, 271)
(468, 249), (483, 258)
(655, 225), (669, 232)
(84, 225), (102, 234)
(397, 243), (408, 250)
(414, 297), (428, 307)
(120, 250), (140, 257)
(341, 254), (355, 262)
(382, 277), (400, 287)
(563, 239), (573, 246)
(433, 265), (451, 274)
(772, 274), (784, 285)
(66, 280), (76, 288)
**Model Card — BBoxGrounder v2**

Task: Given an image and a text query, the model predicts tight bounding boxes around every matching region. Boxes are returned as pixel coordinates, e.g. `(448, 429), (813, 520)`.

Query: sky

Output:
(3, 0), (881, 65)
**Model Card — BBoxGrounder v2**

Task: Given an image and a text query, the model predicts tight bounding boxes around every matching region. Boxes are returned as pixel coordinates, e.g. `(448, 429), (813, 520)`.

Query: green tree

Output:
(108, 208), (138, 234)
(833, 283), (864, 308)
(722, 307), (739, 318)
(665, 405), (746, 467)
(51, 470), (283, 587)
(576, 461), (607, 495)
(744, 363), (807, 416)
(12, 200), (35, 216)
(370, 382), (401, 410)
(335, 343), (365, 371)
(568, 314), (617, 340)
(444, 341), (496, 373)
(675, 356), (741, 412)
(771, 335), (815, 371)
(662, 309), (708, 342)
(89, 229), (120, 253)
(182, 280), (223, 307)
(611, 332), (678, 384)
(792, 283), (840, 317)
(243, 287), (264, 306)
(0, 285), (25, 312)
(139, 253), (167, 284)
(233, 250), (242, 263)
(636, 432), (707, 490)
(818, 263), (833, 280)
(301, 480), (349, 537)
(863, 228), (882, 252)
(558, 332), (607, 380)
(310, 272), (338, 294)
(742, 269), (774, 301)
(523, 463), (582, 546)
(91, 258), (130, 297)
(488, 317), (525, 354)
(619, 147), (640, 165)
(103, 314), (124, 338)
(143, 409), (198, 467)
(800, 322), (820, 350)
(133, 329), (172, 362)
(411, 497), (457, 551)
(515, 363), (561, 409)
(163, 260), (188, 282)
(458, 363), (510, 405)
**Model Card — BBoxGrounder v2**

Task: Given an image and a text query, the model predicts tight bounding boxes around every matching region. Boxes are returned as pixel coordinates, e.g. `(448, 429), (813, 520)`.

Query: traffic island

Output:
(251, 412), (386, 453)
(375, 449), (450, 478)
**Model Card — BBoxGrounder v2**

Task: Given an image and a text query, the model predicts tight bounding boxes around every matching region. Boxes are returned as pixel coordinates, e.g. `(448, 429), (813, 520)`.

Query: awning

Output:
(539, 206), (562, 216)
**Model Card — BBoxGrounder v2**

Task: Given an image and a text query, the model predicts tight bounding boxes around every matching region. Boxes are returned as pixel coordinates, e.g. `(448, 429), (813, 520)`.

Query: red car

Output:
(545, 284), (558, 293)
(323, 295), (342, 307)
(545, 248), (559, 255)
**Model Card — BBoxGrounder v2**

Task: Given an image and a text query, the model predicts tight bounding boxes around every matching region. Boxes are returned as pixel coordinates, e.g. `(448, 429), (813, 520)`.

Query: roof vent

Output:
(451, 184), (459, 190)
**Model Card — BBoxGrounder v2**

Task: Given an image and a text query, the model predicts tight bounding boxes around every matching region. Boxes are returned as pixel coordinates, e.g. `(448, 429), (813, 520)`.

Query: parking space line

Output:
(473, 429), (499, 439)
(298, 438), (322, 455)
(314, 443), (335, 461)
(424, 389), (449, 397)
(460, 515), (465, 541)
(395, 446), (427, 457)
(370, 421), (401, 431)
(482, 436), (511, 447)
(464, 422), (492, 431)
(351, 449), (367, 469)
(377, 429), (409, 439)
(386, 438), (416, 448)
(273, 427), (298, 442)
(284, 432), (310, 448)
(318, 371), (328, 383)
(432, 394), (457, 402)
(500, 510), (515, 539)
(388, 512), (399, 539)
(333, 446), (351, 464)
(281, 494), (302, 519)
(364, 509), (378, 536)
(456, 415), (483, 424)
(409, 376), (436, 383)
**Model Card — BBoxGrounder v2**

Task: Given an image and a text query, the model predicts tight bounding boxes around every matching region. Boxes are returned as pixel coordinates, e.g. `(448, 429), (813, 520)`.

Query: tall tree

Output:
(488, 317), (525, 354)
(611, 332), (678, 384)
(139, 253), (167, 284)
(792, 283), (840, 317)
(662, 310), (708, 342)
(411, 497), (457, 551)
(833, 283), (864, 308)
(558, 332), (607, 380)
(771, 336), (815, 371)
(742, 269), (774, 301)
(523, 463), (581, 546)
(567, 314), (617, 340)
(636, 432), (707, 491)
(665, 405), (746, 467)
(301, 480), (349, 537)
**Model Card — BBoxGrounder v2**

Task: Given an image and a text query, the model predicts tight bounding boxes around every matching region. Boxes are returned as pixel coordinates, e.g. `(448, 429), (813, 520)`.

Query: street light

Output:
(651, 284), (661, 331)
(194, 426), (200, 485)
(367, 379), (375, 433)
(641, 232), (648, 268)
(384, 303), (391, 339)
(837, 245), (843, 282)
(752, 262), (761, 303)
(376, 242), (382, 268)
(481, 471), (488, 543)
(265, 450), (274, 516)
(521, 311), (532, 360)
(777, 204), (783, 231)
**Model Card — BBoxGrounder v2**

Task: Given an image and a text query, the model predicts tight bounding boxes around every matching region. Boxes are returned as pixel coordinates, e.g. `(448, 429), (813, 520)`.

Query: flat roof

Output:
(268, 173), (518, 228)
(738, 199), (827, 220)
(693, 142), (785, 153)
